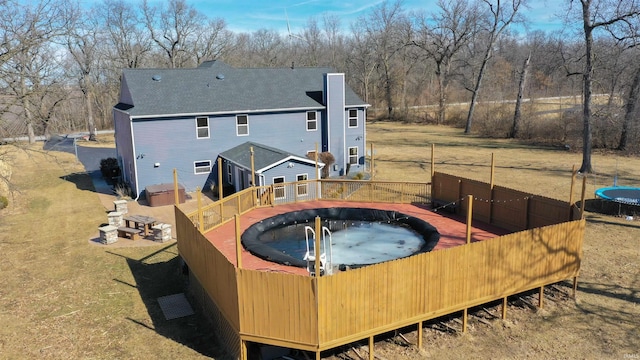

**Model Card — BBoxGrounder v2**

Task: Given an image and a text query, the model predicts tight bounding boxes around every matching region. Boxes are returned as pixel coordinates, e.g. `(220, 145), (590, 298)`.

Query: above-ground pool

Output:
(241, 207), (440, 269)
(595, 186), (640, 204)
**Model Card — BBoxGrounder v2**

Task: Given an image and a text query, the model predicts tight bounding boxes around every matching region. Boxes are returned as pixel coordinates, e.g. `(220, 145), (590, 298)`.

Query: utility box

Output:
(145, 183), (186, 207)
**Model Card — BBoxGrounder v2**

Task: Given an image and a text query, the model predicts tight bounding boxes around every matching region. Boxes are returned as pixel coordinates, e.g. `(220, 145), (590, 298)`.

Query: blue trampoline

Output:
(595, 186), (640, 205)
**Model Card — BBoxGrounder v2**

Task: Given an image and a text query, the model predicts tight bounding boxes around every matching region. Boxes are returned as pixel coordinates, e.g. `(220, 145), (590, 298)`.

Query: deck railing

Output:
(182, 179), (431, 233)
(175, 173), (584, 359)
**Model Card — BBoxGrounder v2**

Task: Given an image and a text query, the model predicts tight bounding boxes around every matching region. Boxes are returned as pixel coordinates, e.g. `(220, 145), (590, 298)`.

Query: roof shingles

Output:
(119, 61), (367, 117)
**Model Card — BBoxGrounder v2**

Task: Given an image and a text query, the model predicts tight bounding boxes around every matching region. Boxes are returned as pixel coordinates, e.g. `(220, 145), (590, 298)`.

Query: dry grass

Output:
(0, 122), (638, 359)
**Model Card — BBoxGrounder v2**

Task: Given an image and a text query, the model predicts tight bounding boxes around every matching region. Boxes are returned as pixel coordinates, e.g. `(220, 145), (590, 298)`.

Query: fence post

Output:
(173, 168), (179, 205)
(431, 144), (435, 181)
(466, 195), (473, 244)
(569, 165), (576, 220)
(217, 158), (223, 200)
(580, 175), (587, 219)
(197, 187), (203, 232)
(235, 214), (242, 269)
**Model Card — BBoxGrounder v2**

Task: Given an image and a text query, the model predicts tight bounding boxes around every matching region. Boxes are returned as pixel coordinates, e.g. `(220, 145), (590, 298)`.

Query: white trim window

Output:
(196, 116), (209, 138)
(348, 146), (358, 165)
(227, 163), (232, 183)
(194, 160), (212, 174)
(236, 114), (249, 136)
(348, 109), (358, 128)
(306, 111), (317, 131)
(296, 174), (308, 196)
(273, 176), (285, 199)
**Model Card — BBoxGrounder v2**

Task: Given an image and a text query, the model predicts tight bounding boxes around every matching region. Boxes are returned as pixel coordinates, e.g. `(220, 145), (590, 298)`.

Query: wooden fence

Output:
(432, 172), (573, 231)
(176, 175), (584, 359)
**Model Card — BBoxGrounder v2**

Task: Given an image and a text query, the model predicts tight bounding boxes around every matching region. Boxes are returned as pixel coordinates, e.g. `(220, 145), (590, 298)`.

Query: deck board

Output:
(204, 201), (509, 275)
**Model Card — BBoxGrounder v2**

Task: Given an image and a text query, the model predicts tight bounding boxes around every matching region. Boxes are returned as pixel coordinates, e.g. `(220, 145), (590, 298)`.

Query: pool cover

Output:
(241, 207), (440, 268)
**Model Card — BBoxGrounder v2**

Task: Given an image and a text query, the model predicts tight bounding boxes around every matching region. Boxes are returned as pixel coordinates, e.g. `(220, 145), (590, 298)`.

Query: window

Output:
(306, 111), (317, 131)
(348, 109), (358, 128)
(194, 160), (212, 174)
(227, 163), (232, 183)
(296, 174), (308, 196)
(273, 176), (285, 199)
(348, 146), (358, 165)
(196, 117), (209, 138)
(236, 114), (249, 136)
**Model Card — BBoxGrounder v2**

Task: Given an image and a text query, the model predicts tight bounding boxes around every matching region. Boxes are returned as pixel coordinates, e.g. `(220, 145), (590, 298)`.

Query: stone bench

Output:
(117, 226), (142, 240)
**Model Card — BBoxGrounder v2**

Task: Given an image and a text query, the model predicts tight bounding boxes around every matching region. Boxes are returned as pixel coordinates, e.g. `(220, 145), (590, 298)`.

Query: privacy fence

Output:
(176, 173), (585, 360)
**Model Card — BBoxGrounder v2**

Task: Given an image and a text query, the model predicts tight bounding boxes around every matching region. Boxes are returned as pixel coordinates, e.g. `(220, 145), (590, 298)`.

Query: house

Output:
(113, 60), (369, 199)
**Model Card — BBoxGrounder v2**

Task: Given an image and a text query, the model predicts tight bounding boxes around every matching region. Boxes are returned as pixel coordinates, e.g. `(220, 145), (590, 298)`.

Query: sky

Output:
(185, 0), (569, 35)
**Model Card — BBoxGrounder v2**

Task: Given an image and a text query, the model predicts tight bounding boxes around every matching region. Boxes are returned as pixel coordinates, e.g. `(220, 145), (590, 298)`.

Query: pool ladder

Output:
(304, 226), (333, 276)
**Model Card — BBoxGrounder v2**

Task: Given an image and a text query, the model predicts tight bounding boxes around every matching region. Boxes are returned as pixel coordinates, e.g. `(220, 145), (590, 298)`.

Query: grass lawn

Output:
(0, 122), (638, 359)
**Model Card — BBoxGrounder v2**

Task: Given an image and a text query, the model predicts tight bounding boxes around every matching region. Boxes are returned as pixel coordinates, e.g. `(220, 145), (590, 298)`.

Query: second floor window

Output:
(348, 109), (358, 128)
(196, 117), (209, 138)
(236, 114), (249, 136)
(306, 111), (317, 131)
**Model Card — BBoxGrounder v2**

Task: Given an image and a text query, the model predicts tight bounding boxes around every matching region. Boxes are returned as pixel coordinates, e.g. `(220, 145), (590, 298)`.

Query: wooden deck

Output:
(203, 201), (510, 276)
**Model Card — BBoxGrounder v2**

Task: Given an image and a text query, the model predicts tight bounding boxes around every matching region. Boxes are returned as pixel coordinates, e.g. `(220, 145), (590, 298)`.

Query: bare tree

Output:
(413, 0), (478, 124)
(361, 1), (410, 120)
(66, 6), (101, 141)
(0, 0), (74, 143)
(190, 18), (233, 65)
(97, 0), (152, 70)
(570, 0), (640, 172)
(142, 0), (204, 68)
(464, 0), (525, 134)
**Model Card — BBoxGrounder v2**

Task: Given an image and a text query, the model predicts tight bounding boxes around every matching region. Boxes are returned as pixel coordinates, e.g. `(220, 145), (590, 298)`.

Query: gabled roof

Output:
(116, 60), (368, 118)
(219, 142), (323, 174)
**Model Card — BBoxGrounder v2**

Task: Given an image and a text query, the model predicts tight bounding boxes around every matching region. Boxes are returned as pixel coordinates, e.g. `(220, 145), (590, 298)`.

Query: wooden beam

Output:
(502, 297), (507, 319)
(466, 195), (473, 244)
(462, 308), (468, 332)
(431, 144), (435, 180)
(197, 187), (203, 232)
(490, 152), (495, 189)
(369, 336), (374, 360)
(250, 146), (255, 187)
(235, 214), (242, 269)
(580, 175), (587, 219)
(569, 165), (576, 220)
(417, 321), (423, 349)
(315, 216), (321, 278)
(539, 285), (544, 308)
(173, 168), (179, 205)
(217, 158), (223, 200)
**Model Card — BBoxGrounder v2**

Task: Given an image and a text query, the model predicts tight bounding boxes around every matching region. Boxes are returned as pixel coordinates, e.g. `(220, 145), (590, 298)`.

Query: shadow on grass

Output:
(60, 172), (96, 192)
(109, 244), (226, 359)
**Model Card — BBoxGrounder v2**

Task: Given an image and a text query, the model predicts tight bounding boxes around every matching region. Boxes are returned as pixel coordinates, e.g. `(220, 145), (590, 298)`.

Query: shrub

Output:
(0, 195), (7, 210)
(114, 182), (132, 200)
(100, 157), (121, 182)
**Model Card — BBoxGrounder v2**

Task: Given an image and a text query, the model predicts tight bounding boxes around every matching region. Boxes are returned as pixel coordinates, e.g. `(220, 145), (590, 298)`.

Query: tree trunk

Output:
(511, 52), (531, 138)
(618, 66), (640, 151)
(580, 4), (594, 174)
(464, 44), (492, 134)
(85, 82), (97, 141)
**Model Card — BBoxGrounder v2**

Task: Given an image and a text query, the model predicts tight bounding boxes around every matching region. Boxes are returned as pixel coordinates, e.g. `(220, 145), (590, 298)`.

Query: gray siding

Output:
(344, 107), (367, 176)
(325, 73), (346, 176)
(129, 110), (326, 196)
(113, 110), (136, 194)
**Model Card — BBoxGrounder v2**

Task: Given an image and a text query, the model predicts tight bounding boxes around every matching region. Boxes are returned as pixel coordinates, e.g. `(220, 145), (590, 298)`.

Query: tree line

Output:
(1, 0), (639, 173)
